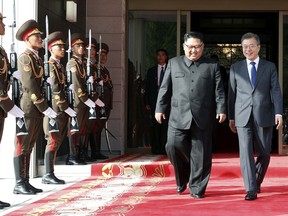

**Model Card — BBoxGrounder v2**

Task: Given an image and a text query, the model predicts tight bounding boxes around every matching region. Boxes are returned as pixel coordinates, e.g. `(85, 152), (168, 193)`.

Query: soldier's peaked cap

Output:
(96, 43), (109, 54)
(48, 31), (65, 49)
(68, 33), (84, 47)
(84, 37), (97, 48)
(16, 19), (42, 41)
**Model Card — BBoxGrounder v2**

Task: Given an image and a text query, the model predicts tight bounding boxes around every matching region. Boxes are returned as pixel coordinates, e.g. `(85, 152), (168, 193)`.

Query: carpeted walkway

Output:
(6, 154), (288, 216)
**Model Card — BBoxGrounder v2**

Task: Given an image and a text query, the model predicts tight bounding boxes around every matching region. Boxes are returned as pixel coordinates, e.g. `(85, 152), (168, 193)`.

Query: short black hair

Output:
(184, 31), (204, 43)
(156, 48), (168, 57)
(241, 32), (261, 45)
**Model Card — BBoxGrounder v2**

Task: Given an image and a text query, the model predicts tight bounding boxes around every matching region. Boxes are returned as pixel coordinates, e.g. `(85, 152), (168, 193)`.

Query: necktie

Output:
(250, 62), (256, 88)
(159, 66), (165, 86)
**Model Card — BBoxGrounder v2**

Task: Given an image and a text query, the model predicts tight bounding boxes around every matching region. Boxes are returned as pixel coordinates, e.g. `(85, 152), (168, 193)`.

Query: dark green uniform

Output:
(94, 65), (113, 157)
(0, 46), (14, 141)
(66, 55), (89, 164)
(43, 57), (69, 180)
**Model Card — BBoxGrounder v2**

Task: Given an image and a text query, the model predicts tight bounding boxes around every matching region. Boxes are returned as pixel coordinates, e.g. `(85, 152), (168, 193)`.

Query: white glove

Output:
(88, 76), (94, 84)
(98, 80), (104, 86)
(43, 107), (57, 119)
(95, 98), (105, 107)
(12, 71), (22, 80)
(8, 105), (24, 118)
(69, 84), (75, 92)
(46, 77), (52, 85)
(64, 107), (77, 117)
(84, 98), (96, 108)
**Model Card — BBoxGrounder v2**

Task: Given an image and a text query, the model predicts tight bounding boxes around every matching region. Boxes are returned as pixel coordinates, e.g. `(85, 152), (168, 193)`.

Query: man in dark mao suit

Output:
(155, 32), (226, 199)
(228, 32), (283, 201)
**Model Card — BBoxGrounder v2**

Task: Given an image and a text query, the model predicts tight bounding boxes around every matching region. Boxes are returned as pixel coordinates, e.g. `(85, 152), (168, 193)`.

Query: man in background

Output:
(144, 49), (169, 155)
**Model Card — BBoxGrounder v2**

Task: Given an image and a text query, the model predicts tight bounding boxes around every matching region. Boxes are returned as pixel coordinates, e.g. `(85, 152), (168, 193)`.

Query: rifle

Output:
(44, 15), (59, 133)
(97, 35), (107, 119)
(9, 0), (28, 136)
(86, 29), (96, 119)
(66, 29), (79, 132)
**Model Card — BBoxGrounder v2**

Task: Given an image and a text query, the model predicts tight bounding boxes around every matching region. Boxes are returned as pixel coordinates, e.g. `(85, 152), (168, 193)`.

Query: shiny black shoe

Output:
(25, 181), (43, 193)
(191, 193), (204, 199)
(94, 153), (109, 160)
(66, 158), (87, 165)
(0, 200), (11, 208)
(176, 184), (187, 194)
(86, 155), (98, 162)
(13, 182), (36, 195)
(245, 191), (257, 200)
(42, 173), (65, 184)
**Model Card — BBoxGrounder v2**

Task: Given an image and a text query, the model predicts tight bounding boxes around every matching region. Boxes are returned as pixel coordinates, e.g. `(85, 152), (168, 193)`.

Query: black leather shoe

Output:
(191, 193), (204, 199)
(245, 191), (257, 200)
(94, 153), (109, 160)
(13, 182), (36, 195)
(66, 159), (87, 165)
(0, 200), (10, 208)
(86, 156), (98, 162)
(176, 185), (187, 194)
(42, 173), (65, 184)
(26, 181), (43, 193)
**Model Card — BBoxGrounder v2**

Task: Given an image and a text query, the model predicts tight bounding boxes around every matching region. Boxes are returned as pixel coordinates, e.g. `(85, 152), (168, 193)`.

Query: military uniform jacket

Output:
(18, 49), (49, 118)
(49, 57), (69, 116)
(0, 46), (14, 118)
(66, 56), (88, 108)
(100, 66), (113, 110)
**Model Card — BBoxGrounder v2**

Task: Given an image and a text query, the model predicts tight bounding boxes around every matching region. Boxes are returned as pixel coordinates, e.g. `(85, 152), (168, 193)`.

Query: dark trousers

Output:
(15, 117), (43, 156)
(166, 121), (213, 195)
(237, 115), (273, 192)
(0, 117), (4, 142)
(150, 118), (168, 154)
(44, 115), (68, 173)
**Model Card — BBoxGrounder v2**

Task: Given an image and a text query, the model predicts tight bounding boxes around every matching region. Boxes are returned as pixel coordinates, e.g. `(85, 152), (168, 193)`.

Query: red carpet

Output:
(6, 154), (288, 216)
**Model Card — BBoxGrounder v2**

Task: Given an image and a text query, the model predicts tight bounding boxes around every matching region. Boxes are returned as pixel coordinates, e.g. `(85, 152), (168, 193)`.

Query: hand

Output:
(43, 107), (57, 119)
(216, 113), (226, 123)
(88, 76), (94, 84)
(155, 113), (166, 124)
(12, 71), (22, 80)
(69, 84), (75, 92)
(84, 98), (96, 108)
(8, 105), (24, 118)
(98, 80), (104, 86)
(46, 77), (52, 85)
(275, 115), (283, 130)
(64, 107), (77, 117)
(145, 105), (151, 111)
(95, 98), (105, 107)
(229, 120), (237, 133)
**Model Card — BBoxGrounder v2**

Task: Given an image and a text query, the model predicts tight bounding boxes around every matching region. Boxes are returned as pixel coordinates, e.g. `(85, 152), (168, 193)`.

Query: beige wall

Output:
(86, 0), (127, 153)
(129, 0), (288, 10)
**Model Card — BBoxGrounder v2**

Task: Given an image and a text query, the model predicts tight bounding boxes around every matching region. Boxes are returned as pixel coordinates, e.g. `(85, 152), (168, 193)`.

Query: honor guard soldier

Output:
(83, 37), (105, 161)
(66, 33), (95, 165)
(0, 12), (24, 209)
(42, 31), (76, 184)
(95, 42), (113, 159)
(14, 20), (57, 195)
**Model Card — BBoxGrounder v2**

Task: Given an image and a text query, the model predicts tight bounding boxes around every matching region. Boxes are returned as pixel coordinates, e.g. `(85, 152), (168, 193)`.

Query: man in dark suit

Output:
(145, 49), (169, 154)
(155, 32), (226, 199)
(228, 32), (283, 201)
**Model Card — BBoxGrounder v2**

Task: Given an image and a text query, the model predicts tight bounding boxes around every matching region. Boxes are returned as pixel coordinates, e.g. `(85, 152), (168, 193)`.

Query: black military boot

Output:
(87, 133), (97, 162)
(13, 155), (35, 195)
(94, 131), (108, 160)
(25, 154), (43, 193)
(42, 151), (65, 184)
(66, 134), (86, 165)
(0, 200), (10, 209)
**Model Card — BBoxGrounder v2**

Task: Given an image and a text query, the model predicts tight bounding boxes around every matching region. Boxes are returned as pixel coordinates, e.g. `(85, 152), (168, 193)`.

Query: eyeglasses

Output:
(184, 43), (203, 51)
(242, 44), (258, 50)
